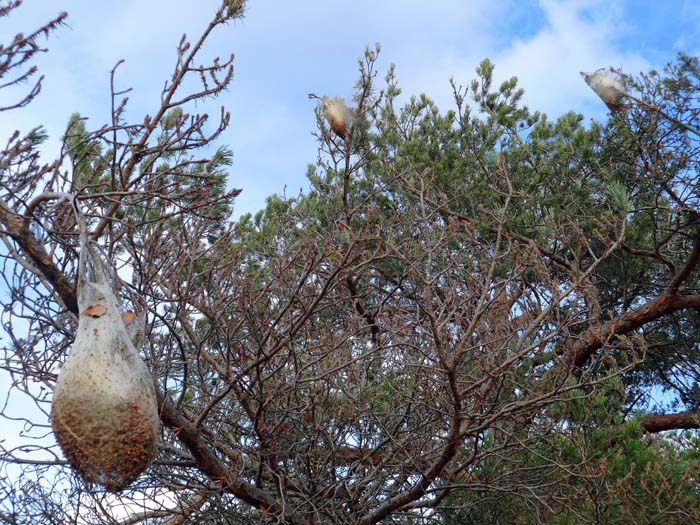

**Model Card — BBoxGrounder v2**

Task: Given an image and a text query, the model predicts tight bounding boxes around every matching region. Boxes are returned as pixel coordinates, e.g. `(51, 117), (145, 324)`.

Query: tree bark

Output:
(569, 293), (700, 368)
(0, 201), (78, 314)
(641, 410), (700, 433)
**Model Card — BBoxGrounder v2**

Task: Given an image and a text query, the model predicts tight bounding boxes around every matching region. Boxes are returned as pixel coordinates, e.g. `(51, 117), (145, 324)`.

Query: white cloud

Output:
(491, 0), (648, 115)
(0, 1), (676, 223)
(382, 0), (651, 119)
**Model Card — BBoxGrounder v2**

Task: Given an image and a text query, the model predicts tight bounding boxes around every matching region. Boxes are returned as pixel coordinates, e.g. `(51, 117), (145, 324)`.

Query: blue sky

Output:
(0, 0), (698, 464)
(1, 0), (698, 219)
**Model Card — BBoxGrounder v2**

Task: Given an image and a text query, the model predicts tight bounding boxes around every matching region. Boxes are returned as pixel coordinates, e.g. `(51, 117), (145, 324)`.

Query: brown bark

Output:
(641, 410), (700, 433)
(156, 393), (306, 523)
(0, 201), (78, 314)
(569, 293), (700, 368)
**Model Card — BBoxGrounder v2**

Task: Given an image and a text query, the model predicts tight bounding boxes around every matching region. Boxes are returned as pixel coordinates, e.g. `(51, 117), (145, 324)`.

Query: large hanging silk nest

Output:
(51, 232), (160, 492)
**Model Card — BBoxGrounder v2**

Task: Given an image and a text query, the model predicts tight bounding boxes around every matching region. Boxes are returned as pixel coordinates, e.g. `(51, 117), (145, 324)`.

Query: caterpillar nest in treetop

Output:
(51, 236), (159, 492)
(581, 69), (627, 111)
(321, 97), (353, 139)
